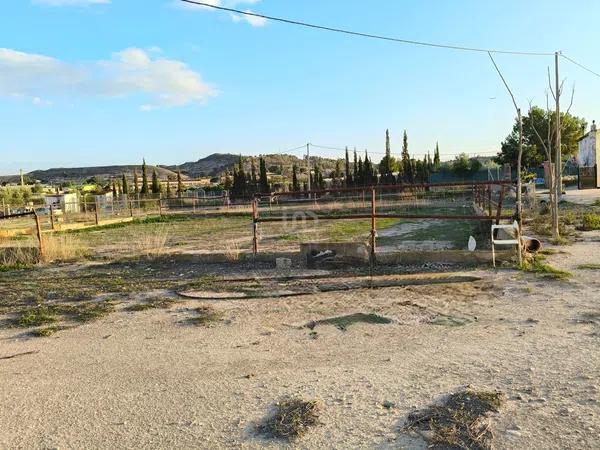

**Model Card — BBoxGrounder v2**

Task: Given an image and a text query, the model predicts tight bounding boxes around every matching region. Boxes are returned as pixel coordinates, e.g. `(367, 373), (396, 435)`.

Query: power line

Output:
(561, 53), (600, 79)
(181, 0), (553, 56)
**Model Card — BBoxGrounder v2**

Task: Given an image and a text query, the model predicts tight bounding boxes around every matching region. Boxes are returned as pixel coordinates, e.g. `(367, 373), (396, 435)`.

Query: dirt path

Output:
(0, 236), (599, 449)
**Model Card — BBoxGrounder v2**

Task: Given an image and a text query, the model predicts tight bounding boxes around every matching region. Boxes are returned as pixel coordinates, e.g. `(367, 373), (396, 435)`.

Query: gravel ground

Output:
(0, 233), (599, 449)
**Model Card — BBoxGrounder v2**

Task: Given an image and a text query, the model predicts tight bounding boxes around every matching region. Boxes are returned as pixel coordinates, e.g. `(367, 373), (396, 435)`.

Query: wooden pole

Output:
(370, 187), (376, 263)
(94, 200), (99, 226)
(488, 185), (492, 217)
(252, 199), (258, 256)
(34, 212), (45, 262)
(49, 205), (55, 231)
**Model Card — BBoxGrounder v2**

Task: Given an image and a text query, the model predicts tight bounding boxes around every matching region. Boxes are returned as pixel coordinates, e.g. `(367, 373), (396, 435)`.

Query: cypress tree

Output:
(177, 170), (184, 197)
(357, 157), (364, 186)
(250, 158), (258, 193)
(434, 142), (441, 170)
(353, 148), (358, 184)
(133, 169), (139, 195)
(223, 170), (232, 190)
(166, 179), (172, 198)
(292, 164), (300, 192)
(112, 181), (117, 197)
(151, 168), (160, 194)
(259, 157), (269, 193)
(379, 129), (396, 184)
(401, 130), (411, 183)
(122, 173), (129, 195)
(344, 146), (352, 187)
(140, 159), (149, 195)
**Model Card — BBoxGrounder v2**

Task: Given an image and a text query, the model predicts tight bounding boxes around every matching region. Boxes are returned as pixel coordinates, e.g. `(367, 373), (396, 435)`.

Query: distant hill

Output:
(21, 165), (182, 184)
(1, 153), (344, 185)
(169, 153), (342, 178)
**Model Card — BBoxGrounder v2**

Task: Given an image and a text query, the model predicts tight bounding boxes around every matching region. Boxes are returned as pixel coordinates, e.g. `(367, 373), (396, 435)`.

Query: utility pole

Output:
(554, 51), (562, 205)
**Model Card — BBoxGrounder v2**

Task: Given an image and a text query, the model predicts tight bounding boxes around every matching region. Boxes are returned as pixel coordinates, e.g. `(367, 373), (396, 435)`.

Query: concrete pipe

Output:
(522, 236), (542, 254)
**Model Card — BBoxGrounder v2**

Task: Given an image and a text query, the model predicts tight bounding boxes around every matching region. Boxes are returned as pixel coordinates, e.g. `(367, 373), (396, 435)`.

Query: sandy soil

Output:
(0, 235), (599, 449)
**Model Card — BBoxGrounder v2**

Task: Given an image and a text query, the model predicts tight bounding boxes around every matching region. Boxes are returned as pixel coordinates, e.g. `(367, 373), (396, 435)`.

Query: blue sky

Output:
(1, 0), (600, 174)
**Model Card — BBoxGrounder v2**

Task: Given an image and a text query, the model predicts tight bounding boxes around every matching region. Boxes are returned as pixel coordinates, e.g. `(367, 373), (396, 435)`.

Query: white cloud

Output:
(230, 10), (267, 27)
(0, 47), (217, 110)
(32, 0), (110, 6)
(175, 0), (268, 27)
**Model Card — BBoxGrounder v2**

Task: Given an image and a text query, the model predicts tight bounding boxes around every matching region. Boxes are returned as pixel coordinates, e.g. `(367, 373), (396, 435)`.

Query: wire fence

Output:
(0, 181), (520, 263)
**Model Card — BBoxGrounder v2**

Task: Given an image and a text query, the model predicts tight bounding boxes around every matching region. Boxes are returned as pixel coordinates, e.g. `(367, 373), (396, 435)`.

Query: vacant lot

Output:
(0, 218), (598, 448)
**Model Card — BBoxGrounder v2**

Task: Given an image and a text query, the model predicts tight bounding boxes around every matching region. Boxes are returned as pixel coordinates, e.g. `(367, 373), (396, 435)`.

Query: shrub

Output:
(581, 213), (600, 231)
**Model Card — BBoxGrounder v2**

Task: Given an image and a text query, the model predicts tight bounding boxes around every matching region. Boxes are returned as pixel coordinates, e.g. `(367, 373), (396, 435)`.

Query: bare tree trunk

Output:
(516, 108), (523, 226)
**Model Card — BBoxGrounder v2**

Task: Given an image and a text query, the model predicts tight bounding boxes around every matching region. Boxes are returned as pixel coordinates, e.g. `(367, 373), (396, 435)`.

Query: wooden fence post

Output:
(252, 199), (258, 257)
(370, 187), (377, 263)
(488, 185), (492, 217)
(94, 200), (99, 226)
(34, 212), (45, 262)
(49, 205), (55, 231)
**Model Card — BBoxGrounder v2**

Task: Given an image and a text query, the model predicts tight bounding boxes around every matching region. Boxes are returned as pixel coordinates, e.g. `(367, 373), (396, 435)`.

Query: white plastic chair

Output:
(491, 220), (522, 267)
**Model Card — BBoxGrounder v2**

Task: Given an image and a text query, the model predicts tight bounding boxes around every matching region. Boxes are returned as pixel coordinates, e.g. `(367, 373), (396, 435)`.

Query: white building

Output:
(45, 192), (80, 213)
(577, 120), (600, 188)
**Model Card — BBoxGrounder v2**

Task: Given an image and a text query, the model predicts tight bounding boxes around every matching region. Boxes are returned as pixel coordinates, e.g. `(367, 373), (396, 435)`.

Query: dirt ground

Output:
(0, 231), (599, 449)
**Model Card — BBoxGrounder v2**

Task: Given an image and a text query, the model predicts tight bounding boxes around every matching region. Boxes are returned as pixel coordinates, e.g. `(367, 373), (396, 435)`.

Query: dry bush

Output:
(257, 397), (322, 441)
(41, 234), (89, 263)
(403, 388), (504, 450)
(0, 237), (39, 267)
(134, 225), (170, 258)
(223, 239), (241, 261)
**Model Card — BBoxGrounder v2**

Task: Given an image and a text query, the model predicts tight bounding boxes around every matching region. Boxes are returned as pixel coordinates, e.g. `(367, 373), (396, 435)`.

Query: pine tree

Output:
(292, 164), (300, 192)
(133, 169), (139, 195)
(140, 159), (149, 195)
(344, 146), (352, 187)
(177, 170), (184, 197)
(259, 157), (269, 193)
(151, 168), (160, 194)
(122, 174), (129, 195)
(434, 142), (441, 170)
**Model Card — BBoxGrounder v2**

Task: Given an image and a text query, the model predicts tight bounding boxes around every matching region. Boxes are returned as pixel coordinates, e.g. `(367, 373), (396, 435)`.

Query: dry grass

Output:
(257, 397), (322, 441)
(186, 305), (223, 326)
(41, 234), (89, 263)
(223, 239), (242, 262)
(133, 225), (170, 258)
(403, 388), (504, 450)
(124, 297), (179, 312)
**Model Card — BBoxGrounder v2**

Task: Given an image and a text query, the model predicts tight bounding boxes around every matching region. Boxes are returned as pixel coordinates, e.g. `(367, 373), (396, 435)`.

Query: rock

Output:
(506, 430), (522, 438)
